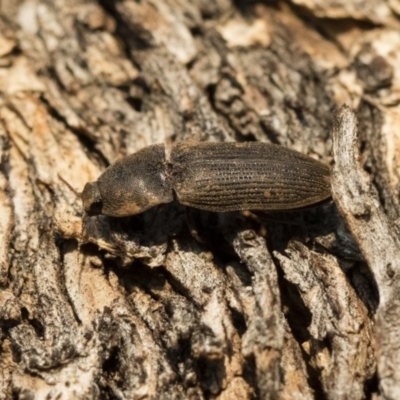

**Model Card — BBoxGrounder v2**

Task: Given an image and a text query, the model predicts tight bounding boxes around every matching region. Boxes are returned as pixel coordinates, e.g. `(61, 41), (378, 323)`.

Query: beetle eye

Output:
(86, 199), (103, 216)
(82, 182), (103, 216)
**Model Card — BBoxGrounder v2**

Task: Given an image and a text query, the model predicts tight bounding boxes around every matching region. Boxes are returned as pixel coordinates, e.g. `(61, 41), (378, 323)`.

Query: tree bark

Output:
(0, 0), (398, 399)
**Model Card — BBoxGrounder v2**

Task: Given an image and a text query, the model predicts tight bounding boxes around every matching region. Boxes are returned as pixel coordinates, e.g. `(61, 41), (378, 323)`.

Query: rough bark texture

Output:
(0, 0), (399, 399)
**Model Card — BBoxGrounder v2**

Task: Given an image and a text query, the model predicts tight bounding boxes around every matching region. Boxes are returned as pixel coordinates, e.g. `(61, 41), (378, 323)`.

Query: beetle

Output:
(82, 141), (331, 217)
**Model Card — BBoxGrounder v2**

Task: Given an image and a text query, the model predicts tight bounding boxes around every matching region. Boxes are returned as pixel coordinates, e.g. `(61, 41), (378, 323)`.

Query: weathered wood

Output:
(0, 1), (399, 399)
(332, 106), (400, 400)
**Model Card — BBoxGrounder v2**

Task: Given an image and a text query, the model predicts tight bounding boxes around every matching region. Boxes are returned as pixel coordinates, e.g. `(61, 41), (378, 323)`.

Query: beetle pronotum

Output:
(82, 141), (331, 217)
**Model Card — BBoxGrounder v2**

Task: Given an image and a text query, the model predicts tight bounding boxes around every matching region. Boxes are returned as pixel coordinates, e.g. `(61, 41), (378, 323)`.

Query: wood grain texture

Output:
(0, 0), (398, 399)
(332, 106), (400, 399)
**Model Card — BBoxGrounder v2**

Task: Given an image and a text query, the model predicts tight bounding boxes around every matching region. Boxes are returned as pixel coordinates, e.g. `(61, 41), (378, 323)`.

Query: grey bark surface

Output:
(0, 1), (399, 399)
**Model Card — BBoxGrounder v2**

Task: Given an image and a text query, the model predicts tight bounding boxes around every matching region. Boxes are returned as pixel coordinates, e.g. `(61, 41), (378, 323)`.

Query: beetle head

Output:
(82, 144), (174, 217)
(82, 181), (103, 216)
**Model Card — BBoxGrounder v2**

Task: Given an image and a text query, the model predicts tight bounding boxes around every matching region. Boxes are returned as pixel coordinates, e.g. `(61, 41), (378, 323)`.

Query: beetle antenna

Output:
(58, 174), (82, 198)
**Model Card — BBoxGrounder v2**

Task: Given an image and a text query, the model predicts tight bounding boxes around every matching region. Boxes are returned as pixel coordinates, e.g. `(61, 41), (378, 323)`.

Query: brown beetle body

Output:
(82, 142), (331, 217)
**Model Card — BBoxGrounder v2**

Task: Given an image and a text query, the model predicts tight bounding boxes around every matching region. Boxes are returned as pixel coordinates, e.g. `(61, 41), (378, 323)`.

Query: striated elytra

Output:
(82, 141), (331, 217)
